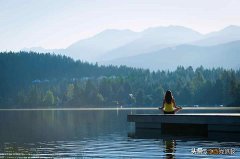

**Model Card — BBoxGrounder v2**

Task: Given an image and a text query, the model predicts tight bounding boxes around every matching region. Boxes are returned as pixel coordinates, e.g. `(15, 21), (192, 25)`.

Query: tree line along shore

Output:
(0, 52), (239, 108)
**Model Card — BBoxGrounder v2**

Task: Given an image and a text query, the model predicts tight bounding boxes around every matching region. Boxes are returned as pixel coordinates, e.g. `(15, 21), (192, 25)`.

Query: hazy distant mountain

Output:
(22, 25), (240, 69)
(100, 40), (240, 71)
(194, 25), (240, 46)
(23, 26), (203, 61)
(99, 26), (203, 61)
(64, 29), (140, 61)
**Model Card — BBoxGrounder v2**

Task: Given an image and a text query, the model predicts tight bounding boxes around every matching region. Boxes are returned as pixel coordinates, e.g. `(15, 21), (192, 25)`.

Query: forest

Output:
(0, 52), (240, 108)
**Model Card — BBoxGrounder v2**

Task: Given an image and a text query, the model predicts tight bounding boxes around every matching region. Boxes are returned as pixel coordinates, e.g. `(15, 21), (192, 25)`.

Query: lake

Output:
(0, 108), (239, 158)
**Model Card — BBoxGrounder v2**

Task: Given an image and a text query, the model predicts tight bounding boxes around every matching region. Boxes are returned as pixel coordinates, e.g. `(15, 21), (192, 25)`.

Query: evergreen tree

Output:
(43, 90), (55, 106)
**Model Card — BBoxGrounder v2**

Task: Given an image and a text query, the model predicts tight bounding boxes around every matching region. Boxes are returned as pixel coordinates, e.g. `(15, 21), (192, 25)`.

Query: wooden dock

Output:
(128, 114), (240, 136)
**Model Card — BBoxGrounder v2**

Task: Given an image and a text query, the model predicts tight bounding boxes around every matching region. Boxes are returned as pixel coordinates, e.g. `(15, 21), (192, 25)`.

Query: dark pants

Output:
(163, 111), (175, 114)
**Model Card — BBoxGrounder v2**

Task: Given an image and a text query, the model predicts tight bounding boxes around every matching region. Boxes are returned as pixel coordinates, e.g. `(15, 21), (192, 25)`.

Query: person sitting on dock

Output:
(159, 90), (182, 114)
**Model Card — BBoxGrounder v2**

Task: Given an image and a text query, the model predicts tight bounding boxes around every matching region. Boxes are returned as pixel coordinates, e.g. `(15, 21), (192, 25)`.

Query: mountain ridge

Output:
(100, 40), (240, 71)
(21, 25), (240, 70)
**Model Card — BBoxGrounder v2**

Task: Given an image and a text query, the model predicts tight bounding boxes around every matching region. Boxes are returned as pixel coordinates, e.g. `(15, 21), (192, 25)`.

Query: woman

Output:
(159, 90), (182, 114)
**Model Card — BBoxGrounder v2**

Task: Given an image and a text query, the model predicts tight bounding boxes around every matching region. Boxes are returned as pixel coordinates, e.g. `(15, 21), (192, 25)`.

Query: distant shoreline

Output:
(0, 106), (239, 111)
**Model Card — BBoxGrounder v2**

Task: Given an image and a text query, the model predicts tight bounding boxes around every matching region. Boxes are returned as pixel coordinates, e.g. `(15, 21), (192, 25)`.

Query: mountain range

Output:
(22, 25), (240, 70)
(102, 40), (240, 70)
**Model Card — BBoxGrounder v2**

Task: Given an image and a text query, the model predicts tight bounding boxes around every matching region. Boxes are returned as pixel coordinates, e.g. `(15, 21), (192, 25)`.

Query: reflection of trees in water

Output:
(0, 110), (128, 142)
(163, 139), (176, 159)
(2, 145), (32, 158)
(1, 142), (86, 158)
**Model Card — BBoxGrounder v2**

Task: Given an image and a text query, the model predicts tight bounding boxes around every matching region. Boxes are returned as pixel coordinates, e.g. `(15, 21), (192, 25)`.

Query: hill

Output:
(193, 25), (240, 46)
(99, 26), (203, 61)
(101, 40), (240, 71)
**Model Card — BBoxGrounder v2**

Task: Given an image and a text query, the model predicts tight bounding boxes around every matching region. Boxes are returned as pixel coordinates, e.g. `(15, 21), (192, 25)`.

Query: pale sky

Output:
(0, 0), (240, 51)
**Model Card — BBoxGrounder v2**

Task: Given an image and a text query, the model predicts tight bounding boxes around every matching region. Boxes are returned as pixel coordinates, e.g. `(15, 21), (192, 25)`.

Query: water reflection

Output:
(128, 127), (240, 158)
(0, 109), (156, 143)
(0, 109), (239, 158)
(163, 139), (176, 159)
(1, 144), (32, 158)
(0, 110), (119, 142)
(128, 129), (193, 159)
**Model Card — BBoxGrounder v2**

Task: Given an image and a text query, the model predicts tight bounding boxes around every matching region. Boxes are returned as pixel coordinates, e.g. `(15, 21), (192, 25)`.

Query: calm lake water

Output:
(0, 108), (239, 158)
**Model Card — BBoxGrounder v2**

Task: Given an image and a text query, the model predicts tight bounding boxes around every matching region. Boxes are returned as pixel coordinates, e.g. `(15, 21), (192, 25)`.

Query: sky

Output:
(0, 0), (240, 51)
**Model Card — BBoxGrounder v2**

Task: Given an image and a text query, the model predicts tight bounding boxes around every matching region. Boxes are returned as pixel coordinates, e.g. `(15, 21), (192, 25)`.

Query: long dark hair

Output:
(165, 90), (173, 104)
